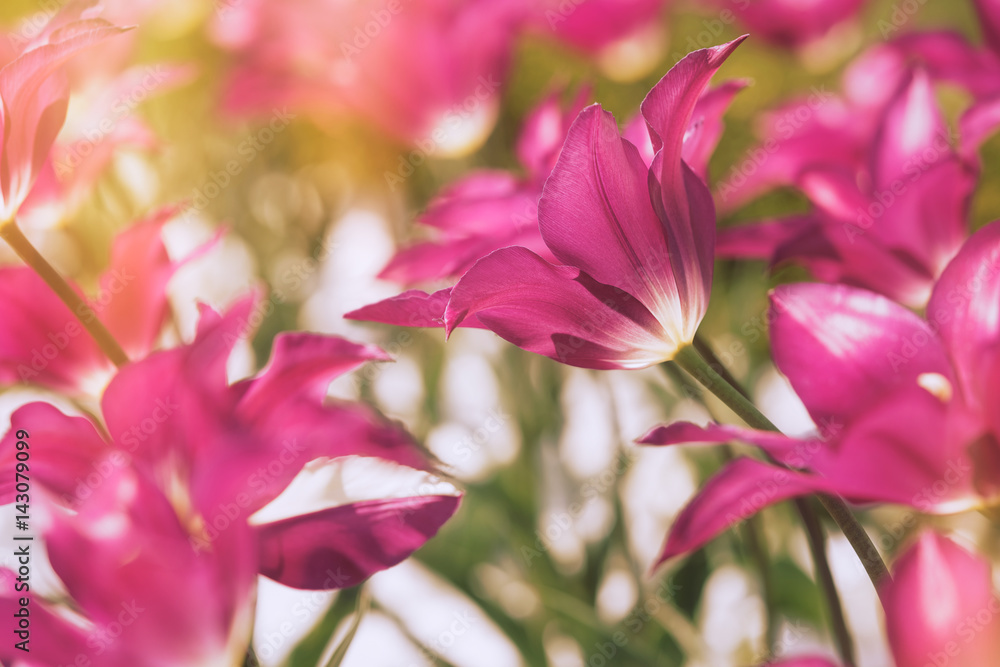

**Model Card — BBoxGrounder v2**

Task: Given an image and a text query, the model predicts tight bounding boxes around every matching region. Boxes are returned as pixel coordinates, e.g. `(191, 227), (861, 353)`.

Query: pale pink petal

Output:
(0, 17), (129, 216)
(445, 246), (675, 370)
(255, 494), (461, 590)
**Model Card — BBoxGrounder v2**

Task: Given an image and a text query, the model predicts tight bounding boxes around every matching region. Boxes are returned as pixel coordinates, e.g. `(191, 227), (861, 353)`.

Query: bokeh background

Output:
(1, 1), (997, 665)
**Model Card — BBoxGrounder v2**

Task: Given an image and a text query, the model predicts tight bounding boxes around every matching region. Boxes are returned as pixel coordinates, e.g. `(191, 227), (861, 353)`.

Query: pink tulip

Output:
(525, 0), (669, 78)
(350, 41), (745, 358)
(0, 207), (204, 394)
(20, 63), (195, 226)
(435, 38), (744, 369)
(717, 68), (974, 308)
(0, 301), (459, 665)
(640, 220), (1000, 563)
(0, 1), (129, 221)
(348, 74), (743, 331)
(882, 533), (1000, 667)
(700, 0), (868, 47)
(214, 0), (524, 153)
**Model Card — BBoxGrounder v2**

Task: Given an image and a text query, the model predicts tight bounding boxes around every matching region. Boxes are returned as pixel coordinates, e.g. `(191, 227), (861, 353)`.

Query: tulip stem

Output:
(0, 219), (129, 368)
(673, 342), (891, 653)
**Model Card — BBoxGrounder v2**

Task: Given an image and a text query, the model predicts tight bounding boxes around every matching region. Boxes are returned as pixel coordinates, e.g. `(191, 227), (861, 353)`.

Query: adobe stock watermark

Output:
(581, 578), (681, 667)
(339, 0), (410, 62)
(185, 107), (297, 218)
(383, 75), (502, 191)
(255, 568), (351, 661)
(844, 126), (959, 244)
(876, 0), (930, 39)
(7, 0), (65, 49)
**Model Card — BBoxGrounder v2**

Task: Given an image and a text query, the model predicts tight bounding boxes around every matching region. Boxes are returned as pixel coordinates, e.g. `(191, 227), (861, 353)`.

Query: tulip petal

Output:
(538, 103), (682, 326)
(657, 457), (835, 565)
(0, 402), (108, 504)
(638, 420), (805, 462)
(882, 533), (1000, 667)
(445, 246), (674, 369)
(927, 221), (1000, 415)
(872, 69), (949, 189)
(255, 494), (461, 590)
(770, 283), (952, 427)
(681, 79), (748, 181)
(346, 288), (486, 329)
(0, 18), (130, 216)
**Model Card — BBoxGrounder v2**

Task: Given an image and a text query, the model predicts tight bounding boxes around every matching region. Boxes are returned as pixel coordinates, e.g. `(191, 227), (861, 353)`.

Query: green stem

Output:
(797, 497), (856, 666)
(663, 362), (778, 648)
(0, 219), (129, 368)
(673, 343), (891, 662)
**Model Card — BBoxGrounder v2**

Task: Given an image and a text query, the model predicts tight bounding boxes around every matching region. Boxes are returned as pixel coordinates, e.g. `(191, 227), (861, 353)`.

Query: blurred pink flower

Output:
(0, 1), (129, 221)
(717, 68), (974, 308)
(882, 533), (1000, 667)
(214, 0), (524, 153)
(757, 533), (1000, 667)
(866, 0), (1000, 153)
(640, 221), (1000, 563)
(19, 63), (196, 227)
(0, 207), (202, 394)
(702, 0), (867, 47)
(436, 38), (745, 369)
(0, 301), (459, 665)
(349, 53), (744, 335)
(378, 88), (589, 286)
(525, 0), (667, 55)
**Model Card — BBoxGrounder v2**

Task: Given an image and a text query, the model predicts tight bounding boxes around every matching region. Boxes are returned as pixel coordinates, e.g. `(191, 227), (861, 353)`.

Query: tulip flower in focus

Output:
(438, 38), (745, 369)
(641, 221), (1000, 563)
(0, 298), (459, 665)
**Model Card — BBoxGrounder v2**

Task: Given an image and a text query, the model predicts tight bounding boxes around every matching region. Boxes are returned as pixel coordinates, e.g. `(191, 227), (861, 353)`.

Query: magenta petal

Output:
(872, 69), (949, 189)
(237, 333), (389, 416)
(255, 494), (461, 590)
(882, 533), (1000, 667)
(445, 247), (674, 369)
(927, 221), (1000, 414)
(657, 457), (834, 565)
(681, 79), (748, 181)
(0, 266), (105, 392)
(538, 104), (681, 324)
(0, 571), (92, 666)
(100, 206), (188, 357)
(638, 420), (804, 462)
(0, 403), (107, 505)
(346, 288), (486, 330)
(770, 283), (952, 427)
